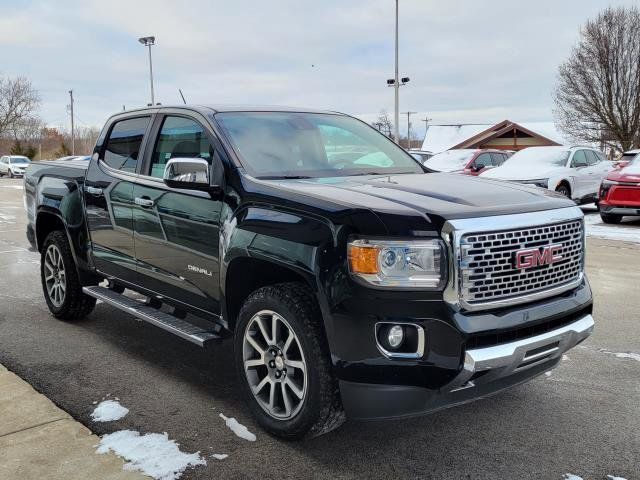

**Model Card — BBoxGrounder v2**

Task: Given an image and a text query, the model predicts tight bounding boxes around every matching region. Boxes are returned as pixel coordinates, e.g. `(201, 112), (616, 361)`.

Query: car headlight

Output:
(521, 178), (549, 189)
(599, 179), (618, 198)
(347, 239), (446, 289)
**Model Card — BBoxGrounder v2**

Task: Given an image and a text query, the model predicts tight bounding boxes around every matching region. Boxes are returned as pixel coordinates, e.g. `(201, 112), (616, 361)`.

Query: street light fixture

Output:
(138, 36), (156, 105)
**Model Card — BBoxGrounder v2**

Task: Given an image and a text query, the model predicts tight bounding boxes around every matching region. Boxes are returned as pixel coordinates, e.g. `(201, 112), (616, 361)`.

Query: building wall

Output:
(479, 136), (556, 150)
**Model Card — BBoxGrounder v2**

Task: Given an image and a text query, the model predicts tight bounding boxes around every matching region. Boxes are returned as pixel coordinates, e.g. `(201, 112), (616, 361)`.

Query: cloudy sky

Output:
(0, 0), (636, 138)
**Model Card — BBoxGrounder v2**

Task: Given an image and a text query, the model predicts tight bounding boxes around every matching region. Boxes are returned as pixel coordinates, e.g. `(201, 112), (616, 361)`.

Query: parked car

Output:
(423, 148), (509, 176)
(481, 145), (612, 204)
(599, 153), (640, 223)
(408, 149), (433, 163)
(24, 105), (593, 439)
(0, 155), (31, 177)
(613, 149), (639, 169)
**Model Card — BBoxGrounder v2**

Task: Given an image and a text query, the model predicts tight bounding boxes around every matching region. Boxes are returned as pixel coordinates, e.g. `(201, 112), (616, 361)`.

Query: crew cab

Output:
(599, 154), (640, 223)
(480, 145), (612, 204)
(423, 148), (508, 176)
(24, 105), (594, 439)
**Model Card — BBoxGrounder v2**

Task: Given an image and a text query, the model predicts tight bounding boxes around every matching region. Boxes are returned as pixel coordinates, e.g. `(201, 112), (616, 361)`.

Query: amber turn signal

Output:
(348, 244), (379, 274)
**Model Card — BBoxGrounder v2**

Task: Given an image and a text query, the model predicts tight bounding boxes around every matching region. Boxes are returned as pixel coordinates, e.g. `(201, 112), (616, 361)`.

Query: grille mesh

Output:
(460, 219), (583, 305)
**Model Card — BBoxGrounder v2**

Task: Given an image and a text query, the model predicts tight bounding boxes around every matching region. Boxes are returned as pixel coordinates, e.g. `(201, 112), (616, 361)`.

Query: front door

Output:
(569, 149), (590, 199)
(132, 114), (223, 314)
(85, 115), (152, 282)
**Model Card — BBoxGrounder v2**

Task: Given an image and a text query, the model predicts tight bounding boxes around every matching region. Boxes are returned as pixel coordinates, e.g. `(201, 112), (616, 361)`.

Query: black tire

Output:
(9, 170), (14, 178)
(555, 183), (570, 198)
(234, 282), (345, 439)
(41, 231), (96, 320)
(600, 212), (623, 224)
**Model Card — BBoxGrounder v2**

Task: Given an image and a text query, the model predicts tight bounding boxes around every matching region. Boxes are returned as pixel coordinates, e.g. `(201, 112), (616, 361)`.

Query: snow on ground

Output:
(563, 474), (583, 480)
(219, 413), (256, 442)
(210, 454), (228, 460)
(0, 185), (23, 189)
(583, 212), (640, 244)
(91, 400), (129, 422)
(599, 349), (640, 362)
(96, 430), (206, 480)
(607, 476), (629, 480)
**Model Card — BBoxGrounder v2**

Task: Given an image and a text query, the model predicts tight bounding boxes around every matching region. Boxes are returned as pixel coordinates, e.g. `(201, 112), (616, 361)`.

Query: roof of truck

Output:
(119, 104), (342, 115)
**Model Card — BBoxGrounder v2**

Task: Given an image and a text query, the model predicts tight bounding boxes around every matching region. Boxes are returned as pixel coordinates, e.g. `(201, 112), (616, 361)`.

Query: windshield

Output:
(215, 112), (423, 178)
(10, 157), (30, 164)
(424, 150), (476, 172)
(501, 147), (569, 167)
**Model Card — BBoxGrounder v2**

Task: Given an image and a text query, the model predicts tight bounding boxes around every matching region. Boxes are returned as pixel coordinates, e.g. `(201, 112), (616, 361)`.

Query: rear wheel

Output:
(600, 212), (623, 224)
(41, 231), (96, 320)
(234, 283), (345, 439)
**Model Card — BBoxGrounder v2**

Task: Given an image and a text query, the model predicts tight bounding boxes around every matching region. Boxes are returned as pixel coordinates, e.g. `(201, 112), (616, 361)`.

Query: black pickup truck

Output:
(24, 105), (594, 438)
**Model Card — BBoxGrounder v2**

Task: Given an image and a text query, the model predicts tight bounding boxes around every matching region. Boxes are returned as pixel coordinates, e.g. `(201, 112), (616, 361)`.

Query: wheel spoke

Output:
(281, 382), (292, 417)
(256, 316), (272, 345)
(59, 282), (66, 293)
(272, 315), (279, 344)
(244, 358), (263, 369)
(253, 375), (270, 394)
(283, 330), (293, 354)
(246, 334), (264, 356)
(285, 377), (304, 399)
(45, 274), (54, 282)
(268, 382), (276, 412)
(284, 359), (304, 371)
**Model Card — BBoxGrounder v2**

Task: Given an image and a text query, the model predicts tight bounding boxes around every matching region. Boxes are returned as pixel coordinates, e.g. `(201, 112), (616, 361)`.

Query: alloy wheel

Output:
(44, 244), (66, 307)
(242, 310), (308, 420)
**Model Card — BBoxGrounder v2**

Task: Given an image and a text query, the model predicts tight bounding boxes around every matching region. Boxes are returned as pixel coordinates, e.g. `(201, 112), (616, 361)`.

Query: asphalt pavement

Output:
(0, 177), (638, 480)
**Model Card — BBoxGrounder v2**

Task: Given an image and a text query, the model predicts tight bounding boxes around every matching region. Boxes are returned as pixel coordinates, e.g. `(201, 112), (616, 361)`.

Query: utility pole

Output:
(394, 0), (399, 143)
(403, 111), (416, 148)
(68, 89), (75, 155)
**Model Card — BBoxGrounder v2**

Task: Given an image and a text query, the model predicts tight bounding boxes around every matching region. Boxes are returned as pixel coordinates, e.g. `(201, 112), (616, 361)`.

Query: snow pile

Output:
(583, 213), (640, 244)
(211, 454), (228, 460)
(600, 349), (640, 362)
(563, 475), (583, 480)
(219, 413), (256, 441)
(607, 476), (629, 480)
(96, 430), (205, 480)
(91, 400), (129, 422)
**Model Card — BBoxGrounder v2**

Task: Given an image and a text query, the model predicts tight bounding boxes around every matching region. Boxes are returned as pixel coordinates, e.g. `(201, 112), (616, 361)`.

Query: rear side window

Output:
(491, 152), (506, 166)
(474, 153), (493, 168)
(571, 150), (588, 167)
(103, 116), (150, 173)
(585, 150), (600, 165)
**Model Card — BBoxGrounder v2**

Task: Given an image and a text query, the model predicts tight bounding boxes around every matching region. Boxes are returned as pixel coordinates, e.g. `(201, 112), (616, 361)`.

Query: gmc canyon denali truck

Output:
(24, 105), (594, 439)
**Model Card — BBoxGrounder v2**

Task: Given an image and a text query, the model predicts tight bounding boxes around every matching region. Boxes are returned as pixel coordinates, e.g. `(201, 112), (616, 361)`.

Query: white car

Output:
(0, 155), (31, 178)
(480, 146), (613, 204)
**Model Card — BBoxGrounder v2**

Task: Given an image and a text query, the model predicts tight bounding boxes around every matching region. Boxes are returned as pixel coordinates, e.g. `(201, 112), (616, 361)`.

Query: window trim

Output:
(99, 114), (154, 175)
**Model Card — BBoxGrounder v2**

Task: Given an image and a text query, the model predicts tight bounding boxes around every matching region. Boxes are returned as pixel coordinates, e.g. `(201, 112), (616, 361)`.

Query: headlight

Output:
(347, 239), (446, 289)
(599, 179), (618, 198)
(521, 179), (549, 189)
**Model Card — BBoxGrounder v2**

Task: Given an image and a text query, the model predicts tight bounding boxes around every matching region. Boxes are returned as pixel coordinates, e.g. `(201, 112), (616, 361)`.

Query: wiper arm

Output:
(258, 175), (313, 180)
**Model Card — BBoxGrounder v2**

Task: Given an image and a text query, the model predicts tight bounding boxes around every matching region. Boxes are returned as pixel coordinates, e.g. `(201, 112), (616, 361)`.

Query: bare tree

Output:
(373, 110), (394, 138)
(554, 6), (640, 152)
(0, 75), (41, 139)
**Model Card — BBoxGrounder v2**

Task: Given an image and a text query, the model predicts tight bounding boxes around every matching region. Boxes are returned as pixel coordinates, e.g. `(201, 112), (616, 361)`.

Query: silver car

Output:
(0, 155), (31, 177)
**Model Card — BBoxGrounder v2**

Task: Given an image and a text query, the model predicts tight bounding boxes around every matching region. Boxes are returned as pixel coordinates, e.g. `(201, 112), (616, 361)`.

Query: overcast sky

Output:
(1, 0), (636, 138)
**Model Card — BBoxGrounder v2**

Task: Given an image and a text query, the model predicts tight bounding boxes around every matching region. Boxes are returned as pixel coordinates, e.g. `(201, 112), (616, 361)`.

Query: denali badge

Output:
(514, 244), (563, 269)
(188, 264), (213, 276)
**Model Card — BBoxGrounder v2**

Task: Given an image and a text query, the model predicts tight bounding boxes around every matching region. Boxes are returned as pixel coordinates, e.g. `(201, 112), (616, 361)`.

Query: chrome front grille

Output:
(459, 219), (584, 306)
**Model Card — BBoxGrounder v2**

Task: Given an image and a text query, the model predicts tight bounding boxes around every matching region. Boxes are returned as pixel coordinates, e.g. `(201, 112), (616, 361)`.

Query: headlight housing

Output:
(347, 239), (446, 289)
(520, 178), (549, 189)
(599, 179), (618, 198)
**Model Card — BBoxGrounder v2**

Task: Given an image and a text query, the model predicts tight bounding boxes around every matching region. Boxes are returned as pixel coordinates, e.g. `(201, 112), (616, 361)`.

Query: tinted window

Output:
(475, 153), (493, 168)
(571, 150), (588, 168)
(491, 153), (506, 166)
(149, 116), (213, 178)
(103, 116), (150, 173)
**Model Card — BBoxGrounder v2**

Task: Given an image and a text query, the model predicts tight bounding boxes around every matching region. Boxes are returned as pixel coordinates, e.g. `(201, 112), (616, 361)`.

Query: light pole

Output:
(68, 89), (75, 155)
(138, 36), (156, 105)
(403, 111), (416, 148)
(386, 0), (409, 143)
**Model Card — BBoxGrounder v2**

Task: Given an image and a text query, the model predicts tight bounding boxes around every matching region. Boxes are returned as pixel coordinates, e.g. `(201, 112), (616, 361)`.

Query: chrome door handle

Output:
(134, 197), (155, 208)
(85, 186), (103, 195)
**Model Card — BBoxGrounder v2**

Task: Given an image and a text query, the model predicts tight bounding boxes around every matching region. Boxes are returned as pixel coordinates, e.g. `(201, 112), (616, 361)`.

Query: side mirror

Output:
(163, 158), (214, 191)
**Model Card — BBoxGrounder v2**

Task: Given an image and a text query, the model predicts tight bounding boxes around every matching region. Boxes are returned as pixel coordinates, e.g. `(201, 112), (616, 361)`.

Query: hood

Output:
(480, 163), (562, 180)
(257, 173), (573, 220)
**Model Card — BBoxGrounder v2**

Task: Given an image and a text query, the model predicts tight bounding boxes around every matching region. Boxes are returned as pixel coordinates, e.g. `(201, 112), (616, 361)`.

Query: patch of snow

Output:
(0, 185), (24, 189)
(219, 413), (256, 442)
(91, 400), (129, 422)
(607, 476), (628, 480)
(583, 213), (640, 244)
(609, 351), (640, 362)
(563, 474), (583, 480)
(545, 371), (552, 377)
(210, 454), (228, 460)
(562, 354), (569, 361)
(96, 430), (205, 480)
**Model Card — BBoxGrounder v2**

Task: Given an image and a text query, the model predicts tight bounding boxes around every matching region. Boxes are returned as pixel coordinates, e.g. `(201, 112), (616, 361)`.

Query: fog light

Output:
(387, 325), (404, 348)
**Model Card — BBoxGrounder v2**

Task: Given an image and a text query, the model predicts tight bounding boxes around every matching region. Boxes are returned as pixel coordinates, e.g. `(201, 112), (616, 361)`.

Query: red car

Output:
(599, 154), (640, 223)
(422, 149), (509, 176)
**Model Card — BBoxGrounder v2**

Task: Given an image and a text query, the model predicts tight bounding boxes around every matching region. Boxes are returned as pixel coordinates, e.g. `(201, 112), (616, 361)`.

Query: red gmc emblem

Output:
(515, 244), (563, 269)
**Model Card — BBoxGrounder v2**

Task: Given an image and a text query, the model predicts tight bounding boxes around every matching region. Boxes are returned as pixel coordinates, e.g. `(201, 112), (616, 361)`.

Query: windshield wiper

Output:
(258, 175), (313, 180)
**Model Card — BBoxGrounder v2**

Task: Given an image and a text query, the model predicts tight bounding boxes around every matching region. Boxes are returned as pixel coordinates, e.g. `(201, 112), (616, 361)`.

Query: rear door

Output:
(585, 150), (613, 193)
(569, 149), (590, 198)
(132, 112), (224, 315)
(84, 115), (153, 282)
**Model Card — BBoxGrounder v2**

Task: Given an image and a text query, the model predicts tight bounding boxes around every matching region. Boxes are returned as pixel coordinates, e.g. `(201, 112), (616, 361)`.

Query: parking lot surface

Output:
(0, 177), (638, 480)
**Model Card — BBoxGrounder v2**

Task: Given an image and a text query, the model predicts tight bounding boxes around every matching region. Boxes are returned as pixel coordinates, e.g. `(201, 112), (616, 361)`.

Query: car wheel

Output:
(41, 231), (96, 320)
(600, 212), (622, 224)
(555, 184), (570, 198)
(9, 170), (14, 178)
(234, 282), (345, 439)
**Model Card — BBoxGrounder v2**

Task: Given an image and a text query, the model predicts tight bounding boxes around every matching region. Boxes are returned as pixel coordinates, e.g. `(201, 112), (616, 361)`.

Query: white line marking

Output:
(0, 248), (28, 254)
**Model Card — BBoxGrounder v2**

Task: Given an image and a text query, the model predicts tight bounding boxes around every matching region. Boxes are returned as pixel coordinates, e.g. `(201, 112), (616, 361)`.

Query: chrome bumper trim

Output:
(603, 207), (640, 215)
(446, 314), (594, 391)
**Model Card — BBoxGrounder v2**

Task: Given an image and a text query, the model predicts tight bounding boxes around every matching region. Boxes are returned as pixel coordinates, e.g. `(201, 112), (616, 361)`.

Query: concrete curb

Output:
(0, 364), (146, 480)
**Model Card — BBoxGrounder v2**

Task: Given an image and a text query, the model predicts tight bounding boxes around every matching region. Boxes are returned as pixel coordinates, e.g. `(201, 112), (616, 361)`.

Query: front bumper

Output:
(339, 313), (593, 420)
(600, 205), (640, 216)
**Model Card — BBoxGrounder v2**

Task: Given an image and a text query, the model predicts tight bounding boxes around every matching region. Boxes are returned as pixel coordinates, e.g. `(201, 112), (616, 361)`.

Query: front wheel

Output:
(41, 231), (96, 320)
(600, 212), (623, 224)
(234, 283), (345, 439)
(555, 184), (570, 198)
(9, 170), (14, 178)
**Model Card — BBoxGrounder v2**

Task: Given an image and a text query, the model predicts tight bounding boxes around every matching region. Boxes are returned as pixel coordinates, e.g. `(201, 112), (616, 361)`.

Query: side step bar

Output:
(82, 286), (221, 347)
